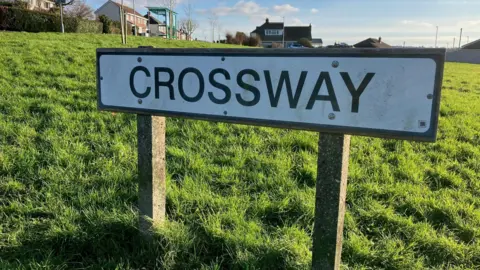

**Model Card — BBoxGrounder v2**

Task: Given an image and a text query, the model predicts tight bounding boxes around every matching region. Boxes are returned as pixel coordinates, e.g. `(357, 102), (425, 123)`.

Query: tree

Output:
(180, 0), (198, 40)
(162, 0), (177, 39)
(64, 0), (94, 20)
(226, 33), (234, 44)
(298, 38), (313, 48)
(235, 31), (247, 45)
(98, 14), (112, 34)
(248, 35), (262, 47)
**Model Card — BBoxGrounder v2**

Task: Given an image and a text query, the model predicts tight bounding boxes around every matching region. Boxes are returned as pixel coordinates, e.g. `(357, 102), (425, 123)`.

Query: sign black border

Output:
(96, 48), (445, 142)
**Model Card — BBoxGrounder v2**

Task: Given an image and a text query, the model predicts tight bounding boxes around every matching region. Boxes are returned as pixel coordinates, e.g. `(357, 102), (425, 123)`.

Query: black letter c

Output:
(130, 66), (151, 98)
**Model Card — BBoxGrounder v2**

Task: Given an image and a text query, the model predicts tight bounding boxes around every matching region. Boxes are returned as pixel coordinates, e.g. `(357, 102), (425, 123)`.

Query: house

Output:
(312, 38), (323, 48)
(145, 14), (167, 37)
(354, 37), (391, 48)
(461, 38), (480, 49)
(94, 0), (148, 34)
(3, 0), (55, 10)
(250, 18), (314, 48)
(144, 10), (187, 39)
(29, 0), (54, 10)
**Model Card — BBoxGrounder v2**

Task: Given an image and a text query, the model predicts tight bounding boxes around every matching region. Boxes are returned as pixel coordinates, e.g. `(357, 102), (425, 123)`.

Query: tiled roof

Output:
(462, 38), (480, 49)
(354, 38), (391, 48)
(111, 0), (143, 17)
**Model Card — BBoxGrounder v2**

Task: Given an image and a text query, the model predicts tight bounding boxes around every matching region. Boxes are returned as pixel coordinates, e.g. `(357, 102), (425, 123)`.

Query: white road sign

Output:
(97, 48), (445, 141)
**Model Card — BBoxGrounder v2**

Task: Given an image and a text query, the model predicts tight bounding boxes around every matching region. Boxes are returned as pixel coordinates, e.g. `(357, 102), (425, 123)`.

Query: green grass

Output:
(0, 32), (479, 269)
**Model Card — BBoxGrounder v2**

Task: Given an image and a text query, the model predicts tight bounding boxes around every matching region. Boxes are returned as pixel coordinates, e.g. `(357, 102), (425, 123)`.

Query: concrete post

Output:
(312, 133), (351, 270)
(137, 115), (166, 234)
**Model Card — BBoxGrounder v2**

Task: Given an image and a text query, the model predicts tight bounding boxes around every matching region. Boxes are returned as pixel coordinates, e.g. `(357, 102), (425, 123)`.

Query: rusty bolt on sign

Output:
(328, 113), (336, 120)
(332, 61), (339, 68)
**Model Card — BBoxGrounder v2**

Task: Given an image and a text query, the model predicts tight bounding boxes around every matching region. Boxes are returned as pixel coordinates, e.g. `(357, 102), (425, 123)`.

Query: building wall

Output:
(95, 2), (121, 22)
(26, 0), (54, 11)
(149, 24), (166, 37)
(126, 13), (147, 33)
(446, 49), (480, 64)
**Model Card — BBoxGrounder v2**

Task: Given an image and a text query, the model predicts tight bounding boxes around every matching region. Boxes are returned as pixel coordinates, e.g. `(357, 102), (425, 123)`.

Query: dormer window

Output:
(265, 29), (283, 36)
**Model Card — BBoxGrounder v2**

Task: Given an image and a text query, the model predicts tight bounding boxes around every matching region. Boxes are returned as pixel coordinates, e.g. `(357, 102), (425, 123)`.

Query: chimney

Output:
(266, 18), (269, 23)
(378, 36), (382, 43)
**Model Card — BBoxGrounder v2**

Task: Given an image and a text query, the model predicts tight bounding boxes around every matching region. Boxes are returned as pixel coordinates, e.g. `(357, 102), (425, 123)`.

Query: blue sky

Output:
(89, 0), (480, 47)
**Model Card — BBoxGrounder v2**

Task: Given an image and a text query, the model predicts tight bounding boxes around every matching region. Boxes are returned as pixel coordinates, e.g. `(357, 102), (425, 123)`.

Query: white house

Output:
(144, 14), (167, 37)
(94, 0), (148, 34)
(4, 0), (54, 10)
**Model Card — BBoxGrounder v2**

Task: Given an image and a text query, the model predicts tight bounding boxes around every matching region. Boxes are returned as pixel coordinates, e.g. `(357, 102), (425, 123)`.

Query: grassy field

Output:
(0, 32), (479, 269)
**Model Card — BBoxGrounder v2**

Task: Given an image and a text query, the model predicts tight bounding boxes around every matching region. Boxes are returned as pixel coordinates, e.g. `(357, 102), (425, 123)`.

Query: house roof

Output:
(144, 14), (165, 25)
(250, 18), (312, 42)
(354, 38), (391, 48)
(312, 38), (323, 44)
(461, 38), (480, 49)
(110, 0), (143, 17)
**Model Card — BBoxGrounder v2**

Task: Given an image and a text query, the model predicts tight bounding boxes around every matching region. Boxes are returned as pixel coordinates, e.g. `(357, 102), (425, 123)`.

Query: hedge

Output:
(0, 6), (102, 33)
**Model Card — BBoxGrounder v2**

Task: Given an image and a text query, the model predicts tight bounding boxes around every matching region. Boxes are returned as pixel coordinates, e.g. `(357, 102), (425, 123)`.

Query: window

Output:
(265, 29), (282, 36)
(44, 2), (49, 8)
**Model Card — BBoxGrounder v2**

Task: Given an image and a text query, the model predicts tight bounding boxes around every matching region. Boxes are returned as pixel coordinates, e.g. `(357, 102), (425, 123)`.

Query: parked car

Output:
(288, 43), (305, 48)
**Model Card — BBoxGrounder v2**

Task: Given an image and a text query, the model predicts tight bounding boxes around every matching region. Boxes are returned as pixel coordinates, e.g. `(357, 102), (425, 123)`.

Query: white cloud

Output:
(290, 18), (308, 26)
(209, 1), (268, 16)
(457, 20), (480, 26)
(311, 8), (318, 14)
(273, 4), (299, 15)
(401, 20), (434, 28)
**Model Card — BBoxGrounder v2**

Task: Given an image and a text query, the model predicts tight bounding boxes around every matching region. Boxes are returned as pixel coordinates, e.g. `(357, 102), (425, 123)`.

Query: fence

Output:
(446, 49), (480, 64)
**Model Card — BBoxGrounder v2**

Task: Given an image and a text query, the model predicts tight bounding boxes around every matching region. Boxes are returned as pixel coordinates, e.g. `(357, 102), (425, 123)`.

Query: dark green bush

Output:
(0, 6), (102, 33)
(0, 1), (14, 7)
(98, 14), (111, 34)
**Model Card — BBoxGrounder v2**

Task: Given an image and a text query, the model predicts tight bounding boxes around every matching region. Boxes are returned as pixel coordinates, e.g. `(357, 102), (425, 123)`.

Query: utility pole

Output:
(403, 41), (405, 47)
(282, 16), (285, 48)
(57, 0), (74, 33)
(60, 2), (64, 33)
(453, 37), (455, 49)
(435, 26), (438, 47)
(133, 0), (136, 36)
(459, 28), (462, 48)
(120, 0), (126, 44)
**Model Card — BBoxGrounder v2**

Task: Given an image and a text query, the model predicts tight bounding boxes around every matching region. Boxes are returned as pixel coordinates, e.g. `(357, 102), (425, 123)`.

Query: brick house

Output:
(94, 0), (148, 34)
(250, 18), (314, 48)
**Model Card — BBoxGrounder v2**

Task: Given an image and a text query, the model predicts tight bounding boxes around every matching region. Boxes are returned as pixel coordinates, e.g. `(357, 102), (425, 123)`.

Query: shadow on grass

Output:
(1, 213), (296, 269)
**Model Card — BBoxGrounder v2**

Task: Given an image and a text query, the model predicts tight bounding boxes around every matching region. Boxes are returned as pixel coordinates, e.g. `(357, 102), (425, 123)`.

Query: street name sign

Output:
(97, 48), (445, 141)
(96, 47), (445, 270)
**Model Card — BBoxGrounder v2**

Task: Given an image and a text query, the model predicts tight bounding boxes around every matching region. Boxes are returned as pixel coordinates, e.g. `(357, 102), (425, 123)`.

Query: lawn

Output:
(0, 32), (479, 270)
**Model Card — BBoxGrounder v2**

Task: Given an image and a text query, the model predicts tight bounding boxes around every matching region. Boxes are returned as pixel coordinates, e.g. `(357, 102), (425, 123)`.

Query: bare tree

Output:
(180, 19), (198, 41)
(208, 13), (218, 42)
(180, 1), (198, 40)
(162, 0), (177, 39)
(64, 0), (94, 20)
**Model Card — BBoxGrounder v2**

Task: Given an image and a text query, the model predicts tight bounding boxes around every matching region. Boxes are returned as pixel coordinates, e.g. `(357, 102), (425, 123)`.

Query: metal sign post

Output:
(96, 47), (445, 268)
(55, 0), (73, 33)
